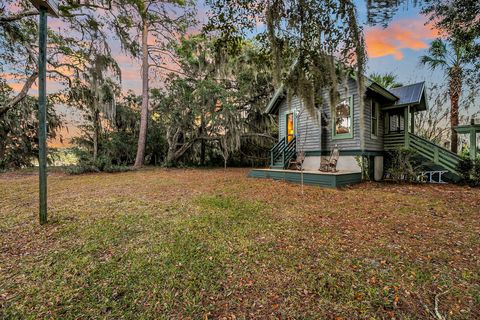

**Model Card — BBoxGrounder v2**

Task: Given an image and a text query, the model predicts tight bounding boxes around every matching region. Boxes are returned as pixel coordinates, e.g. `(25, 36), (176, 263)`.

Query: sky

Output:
(3, 1), (454, 147)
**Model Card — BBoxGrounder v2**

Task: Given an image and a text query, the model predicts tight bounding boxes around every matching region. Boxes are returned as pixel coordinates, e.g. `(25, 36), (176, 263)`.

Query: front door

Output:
(286, 112), (295, 142)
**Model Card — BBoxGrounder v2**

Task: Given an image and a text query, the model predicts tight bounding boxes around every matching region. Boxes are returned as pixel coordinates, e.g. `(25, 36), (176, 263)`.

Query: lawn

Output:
(0, 168), (479, 319)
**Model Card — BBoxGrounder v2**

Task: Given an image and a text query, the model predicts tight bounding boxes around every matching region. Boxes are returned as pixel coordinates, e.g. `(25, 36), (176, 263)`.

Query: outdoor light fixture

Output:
(28, 0), (59, 224)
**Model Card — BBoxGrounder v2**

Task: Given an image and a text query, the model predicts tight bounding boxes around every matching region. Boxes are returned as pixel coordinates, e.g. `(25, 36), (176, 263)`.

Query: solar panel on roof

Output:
(389, 82), (425, 106)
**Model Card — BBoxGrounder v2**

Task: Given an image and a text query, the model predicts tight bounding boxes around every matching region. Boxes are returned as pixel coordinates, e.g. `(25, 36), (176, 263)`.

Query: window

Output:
(389, 111), (404, 133)
(286, 112), (295, 142)
(333, 96), (353, 139)
(371, 100), (379, 138)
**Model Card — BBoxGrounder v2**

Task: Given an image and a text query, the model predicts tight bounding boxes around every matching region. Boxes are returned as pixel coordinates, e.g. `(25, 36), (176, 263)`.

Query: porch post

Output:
(410, 108), (415, 134)
(470, 129), (477, 160)
(404, 106), (410, 148)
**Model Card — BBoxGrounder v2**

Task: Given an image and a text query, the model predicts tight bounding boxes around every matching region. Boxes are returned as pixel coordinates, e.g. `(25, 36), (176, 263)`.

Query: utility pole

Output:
(38, 6), (48, 224)
(29, 0), (58, 225)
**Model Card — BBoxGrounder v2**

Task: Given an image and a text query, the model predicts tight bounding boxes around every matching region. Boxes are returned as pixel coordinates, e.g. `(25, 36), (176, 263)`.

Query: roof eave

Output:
(265, 85), (285, 114)
(368, 82), (398, 101)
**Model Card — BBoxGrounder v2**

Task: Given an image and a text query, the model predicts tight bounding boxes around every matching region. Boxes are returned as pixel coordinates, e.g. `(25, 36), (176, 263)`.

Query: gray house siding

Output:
(276, 78), (384, 153)
(277, 96), (321, 152)
(364, 96), (384, 151)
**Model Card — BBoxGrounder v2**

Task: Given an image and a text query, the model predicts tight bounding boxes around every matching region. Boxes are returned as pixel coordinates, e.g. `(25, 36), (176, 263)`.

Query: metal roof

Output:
(389, 82), (425, 106)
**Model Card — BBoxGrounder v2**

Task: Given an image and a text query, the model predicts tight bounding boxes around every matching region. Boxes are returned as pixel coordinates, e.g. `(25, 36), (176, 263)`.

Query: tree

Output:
(68, 51), (120, 161)
(0, 0), (116, 114)
(152, 35), (275, 167)
(112, 0), (195, 167)
(422, 0), (479, 72)
(420, 38), (474, 153)
(369, 72), (403, 89)
(0, 80), (62, 169)
(205, 0), (368, 152)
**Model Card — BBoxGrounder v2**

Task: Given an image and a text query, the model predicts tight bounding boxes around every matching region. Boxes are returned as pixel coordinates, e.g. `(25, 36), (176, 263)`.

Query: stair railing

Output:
(409, 133), (461, 175)
(270, 138), (286, 167)
(283, 136), (297, 169)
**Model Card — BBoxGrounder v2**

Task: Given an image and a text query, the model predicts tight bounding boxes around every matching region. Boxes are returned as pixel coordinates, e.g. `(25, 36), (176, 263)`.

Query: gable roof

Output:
(265, 79), (428, 114)
(389, 82), (425, 107)
(265, 78), (398, 114)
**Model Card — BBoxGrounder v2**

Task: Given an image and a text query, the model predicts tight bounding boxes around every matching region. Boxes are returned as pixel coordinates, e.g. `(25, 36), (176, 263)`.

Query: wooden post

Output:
(470, 129), (477, 160)
(38, 7), (48, 225)
(404, 106), (410, 148)
(410, 107), (415, 134)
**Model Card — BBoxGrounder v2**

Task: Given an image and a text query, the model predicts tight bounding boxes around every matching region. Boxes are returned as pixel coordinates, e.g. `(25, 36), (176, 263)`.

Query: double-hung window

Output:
(333, 96), (353, 139)
(371, 100), (380, 138)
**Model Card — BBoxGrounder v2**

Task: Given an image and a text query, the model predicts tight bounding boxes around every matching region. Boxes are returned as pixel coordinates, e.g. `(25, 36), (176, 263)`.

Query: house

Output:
(249, 77), (462, 187)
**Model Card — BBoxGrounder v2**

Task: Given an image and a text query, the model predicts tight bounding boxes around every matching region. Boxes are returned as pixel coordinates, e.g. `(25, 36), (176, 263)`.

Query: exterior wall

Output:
(364, 96), (385, 151)
(276, 79), (385, 154)
(277, 96), (322, 152)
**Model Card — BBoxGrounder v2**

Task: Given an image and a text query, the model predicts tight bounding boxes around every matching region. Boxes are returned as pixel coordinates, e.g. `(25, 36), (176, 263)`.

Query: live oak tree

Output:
(112, 0), (195, 167)
(0, 0), (116, 114)
(205, 0), (368, 151)
(0, 80), (62, 169)
(154, 35), (275, 166)
(1, 0), (121, 169)
(68, 49), (121, 161)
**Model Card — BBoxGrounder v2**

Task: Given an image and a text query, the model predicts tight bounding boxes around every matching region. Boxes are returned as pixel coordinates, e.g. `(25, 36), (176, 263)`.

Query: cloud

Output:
(365, 18), (439, 60)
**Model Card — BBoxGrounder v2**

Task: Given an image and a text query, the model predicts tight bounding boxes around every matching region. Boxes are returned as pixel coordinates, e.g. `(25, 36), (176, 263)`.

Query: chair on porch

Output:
(319, 146), (340, 172)
(289, 150), (306, 170)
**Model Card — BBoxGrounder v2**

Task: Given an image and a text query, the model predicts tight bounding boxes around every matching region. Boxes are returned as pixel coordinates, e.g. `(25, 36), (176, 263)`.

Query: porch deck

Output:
(248, 168), (362, 188)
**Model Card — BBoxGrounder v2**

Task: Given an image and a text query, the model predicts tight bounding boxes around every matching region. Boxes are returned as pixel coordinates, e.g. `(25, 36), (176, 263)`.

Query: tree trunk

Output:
(449, 66), (462, 153)
(93, 109), (100, 161)
(200, 114), (206, 166)
(92, 67), (99, 162)
(134, 20), (150, 167)
(0, 127), (8, 166)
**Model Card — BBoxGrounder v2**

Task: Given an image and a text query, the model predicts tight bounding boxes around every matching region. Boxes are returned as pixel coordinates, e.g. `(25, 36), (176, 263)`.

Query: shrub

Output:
(385, 148), (422, 182)
(472, 158), (480, 186)
(457, 157), (474, 182)
(64, 154), (133, 175)
(64, 164), (100, 175)
(457, 156), (480, 187)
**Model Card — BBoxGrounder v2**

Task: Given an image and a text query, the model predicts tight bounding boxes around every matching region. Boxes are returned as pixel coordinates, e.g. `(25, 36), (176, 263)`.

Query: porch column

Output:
(470, 129), (477, 160)
(404, 106), (410, 148)
(410, 108), (415, 134)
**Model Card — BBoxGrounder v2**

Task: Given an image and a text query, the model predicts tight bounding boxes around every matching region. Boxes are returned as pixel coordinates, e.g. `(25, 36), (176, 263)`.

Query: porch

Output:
(248, 168), (362, 188)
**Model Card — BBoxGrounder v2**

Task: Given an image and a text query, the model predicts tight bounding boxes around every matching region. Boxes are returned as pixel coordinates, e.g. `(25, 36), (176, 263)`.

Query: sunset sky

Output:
(5, 1), (449, 147)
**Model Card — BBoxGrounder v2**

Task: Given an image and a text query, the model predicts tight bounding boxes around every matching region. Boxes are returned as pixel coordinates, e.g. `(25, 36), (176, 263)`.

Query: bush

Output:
(457, 156), (480, 187)
(385, 148), (422, 182)
(64, 154), (134, 175)
(64, 164), (100, 175)
(458, 157), (474, 182)
(473, 158), (480, 184)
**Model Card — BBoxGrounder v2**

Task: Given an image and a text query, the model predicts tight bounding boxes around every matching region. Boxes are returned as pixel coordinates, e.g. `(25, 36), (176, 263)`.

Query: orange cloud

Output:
(365, 18), (439, 60)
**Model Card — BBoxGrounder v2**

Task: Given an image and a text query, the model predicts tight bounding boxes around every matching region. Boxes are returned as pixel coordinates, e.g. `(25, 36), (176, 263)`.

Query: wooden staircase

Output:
(270, 136), (296, 169)
(385, 132), (462, 179)
(408, 133), (462, 177)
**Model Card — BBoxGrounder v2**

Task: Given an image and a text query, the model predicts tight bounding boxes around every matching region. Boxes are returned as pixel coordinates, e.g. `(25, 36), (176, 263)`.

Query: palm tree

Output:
(420, 38), (471, 153)
(369, 72), (403, 89)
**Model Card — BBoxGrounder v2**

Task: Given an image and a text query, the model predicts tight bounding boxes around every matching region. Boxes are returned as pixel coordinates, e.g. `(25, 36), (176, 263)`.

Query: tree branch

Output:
(1, 71), (38, 117)
(0, 10), (38, 23)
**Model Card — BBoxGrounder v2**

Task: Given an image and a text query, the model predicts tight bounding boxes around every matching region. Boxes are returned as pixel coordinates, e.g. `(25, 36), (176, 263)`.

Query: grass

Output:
(0, 168), (479, 319)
